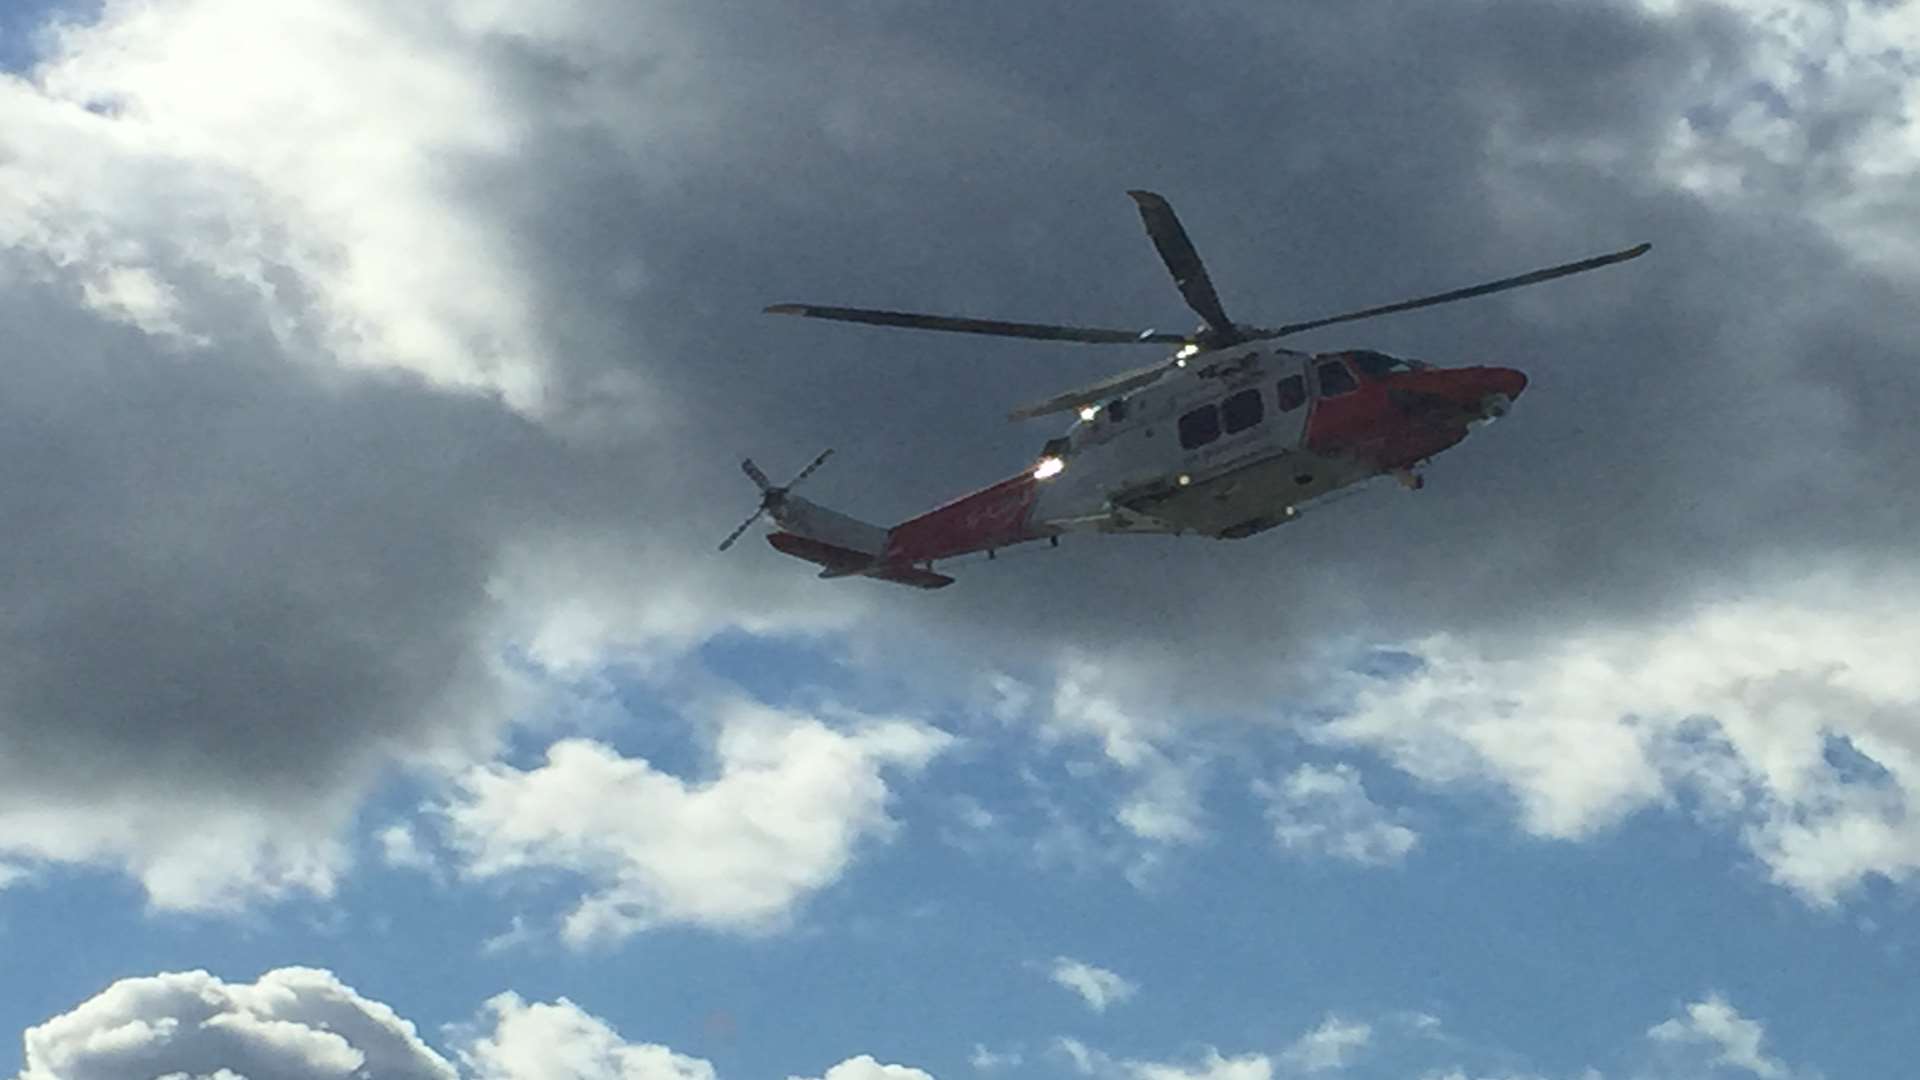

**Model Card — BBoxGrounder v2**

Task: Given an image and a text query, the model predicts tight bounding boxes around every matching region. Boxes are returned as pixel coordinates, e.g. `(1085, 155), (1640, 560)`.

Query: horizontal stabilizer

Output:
(767, 532), (873, 573)
(865, 564), (955, 589)
(767, 532), (955, 589)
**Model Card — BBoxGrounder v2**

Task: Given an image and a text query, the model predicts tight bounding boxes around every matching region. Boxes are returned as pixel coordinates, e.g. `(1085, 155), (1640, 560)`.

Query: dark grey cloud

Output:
(3, 0), (1917, 896)
(469, 0), (1918, 681)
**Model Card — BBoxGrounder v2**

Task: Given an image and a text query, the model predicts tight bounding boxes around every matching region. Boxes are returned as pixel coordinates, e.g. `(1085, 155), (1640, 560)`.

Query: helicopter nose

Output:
(1486, 366), (1528, 399)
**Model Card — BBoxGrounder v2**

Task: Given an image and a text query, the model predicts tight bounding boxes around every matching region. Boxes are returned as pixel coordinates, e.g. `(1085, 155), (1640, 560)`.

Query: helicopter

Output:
(721, 191), (1648, 589)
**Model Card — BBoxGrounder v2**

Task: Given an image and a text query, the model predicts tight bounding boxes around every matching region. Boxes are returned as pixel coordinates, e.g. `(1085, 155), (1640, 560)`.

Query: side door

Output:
(1268, 353), (1313, 450)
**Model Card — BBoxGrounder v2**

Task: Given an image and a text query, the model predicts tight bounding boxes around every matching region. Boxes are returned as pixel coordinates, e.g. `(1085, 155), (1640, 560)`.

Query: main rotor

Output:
(766, 192), (1648, 419)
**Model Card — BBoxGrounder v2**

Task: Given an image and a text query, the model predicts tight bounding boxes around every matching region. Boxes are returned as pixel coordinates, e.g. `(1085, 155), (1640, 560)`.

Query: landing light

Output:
(1034, 456), (1066, 480)
(1175, 344), (1200, 359)
(1078, 405), (1099, 422)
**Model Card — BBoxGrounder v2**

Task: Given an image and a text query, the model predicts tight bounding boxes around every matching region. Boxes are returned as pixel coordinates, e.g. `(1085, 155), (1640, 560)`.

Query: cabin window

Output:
(1221, 388), (1264, 434)
(1316, 359), (1358, 397)
(1106, 398), (1128, 422)
(1178, 404), (1220, 449)
(1276, 375), (1306, 412)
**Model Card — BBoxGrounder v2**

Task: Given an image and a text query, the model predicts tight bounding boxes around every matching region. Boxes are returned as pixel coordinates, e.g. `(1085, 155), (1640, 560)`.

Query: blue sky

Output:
(7, 631), (1915, 1077)
(5, 1), (1920, 1079)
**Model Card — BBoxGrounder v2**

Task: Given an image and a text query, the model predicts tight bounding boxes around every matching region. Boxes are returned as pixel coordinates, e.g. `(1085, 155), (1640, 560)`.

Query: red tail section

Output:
(766, 468), (1047, 589)
(884, 472), (1046, 564)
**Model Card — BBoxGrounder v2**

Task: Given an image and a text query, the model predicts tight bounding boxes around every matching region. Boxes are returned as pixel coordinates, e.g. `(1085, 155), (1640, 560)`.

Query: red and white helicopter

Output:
(723, 191), (1647, 589)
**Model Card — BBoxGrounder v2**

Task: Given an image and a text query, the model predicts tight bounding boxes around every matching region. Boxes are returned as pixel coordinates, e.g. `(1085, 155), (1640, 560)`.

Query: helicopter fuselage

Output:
(879, 346), (1527, 566)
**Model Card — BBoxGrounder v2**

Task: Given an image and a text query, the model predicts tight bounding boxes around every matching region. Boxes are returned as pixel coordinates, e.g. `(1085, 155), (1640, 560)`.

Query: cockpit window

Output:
(1351, 351), (1413, 376)
(1348, 350), (1422, 378)
(1316, 360), (1358, 397)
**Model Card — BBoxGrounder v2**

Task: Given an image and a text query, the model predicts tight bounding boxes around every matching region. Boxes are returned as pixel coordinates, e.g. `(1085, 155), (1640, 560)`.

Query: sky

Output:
(1, 0), (1919, 1077)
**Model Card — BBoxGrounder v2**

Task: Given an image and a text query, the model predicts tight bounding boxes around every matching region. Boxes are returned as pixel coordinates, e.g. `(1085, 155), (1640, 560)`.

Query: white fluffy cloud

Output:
(1280, 1015), (1372, 1073)
(1128, 1051), (1273, 1080)
(1256, 765), (1417, 867)
(9, 0), (551, 406)
(968, 1044), (1022, 1072)
(1634, 0), (1920, 275)
(1047, 957), (1138, 1013)
(1647, 995), (1795, 1079)
(20, 971), (936, 1080)
(439, 699), (951, 944)
(16, 967), (457, 1080)
(1318, 573), (1920, 904)
(1052, 1039), (1273, 1080)
(787, 1056), (937, 1080)
(1043, 662), (1209, 847)
(459, 994), (716, 1080)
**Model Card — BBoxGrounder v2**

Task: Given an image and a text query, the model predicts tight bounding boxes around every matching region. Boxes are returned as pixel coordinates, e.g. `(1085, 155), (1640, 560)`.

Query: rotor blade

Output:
(788, 448), (833, 489)
(1255, 242), (1652, 340)
(1127, 190), (1237, 341)
(765, 304), (1192, 345)
(741, 458), (773, 492)
(1008, 357), (1179, 421)
(718, 507), (767, 552)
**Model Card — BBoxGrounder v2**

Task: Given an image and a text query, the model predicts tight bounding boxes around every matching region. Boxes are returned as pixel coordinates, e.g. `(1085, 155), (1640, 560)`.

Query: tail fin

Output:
(722, 451), (953, 588)
(717, 450), (837, 552)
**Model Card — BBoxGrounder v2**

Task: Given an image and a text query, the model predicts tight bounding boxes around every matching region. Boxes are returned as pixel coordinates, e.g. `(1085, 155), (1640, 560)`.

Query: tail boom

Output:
(762, 469), (1050, 589)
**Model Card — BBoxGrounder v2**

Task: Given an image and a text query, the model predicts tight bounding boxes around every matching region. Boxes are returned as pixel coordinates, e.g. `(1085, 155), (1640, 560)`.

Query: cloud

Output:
(1256, 765), (1418, 866)
(13, 0), (552, 405)
(1647, 995), (1795, 1079)
(1127, 1051), (1273, 1080)
(1317, 573), (1920, 903)
(437, 699), (952, 944)
(462, 994), (940, 1080)
(480, 914), (539, 955)
(1055, 1036), (1105, 1076)
(1280, 1015), (1372, 1073)
(1042, 662), (1209, 847)
(1048, 957), (1138, 1013)
(458, 993), (716, 1080)
(378, 822), (439, 874)
(0, 0), (878, 911)
(1051, 1038), (1270, 1080)
(969, 1044), (1023, 1072)
(788, 1056), (937, 1080)
(4, 0), (1920, 923)
(17, 967), (457, 1080)
(21, 973), (940, 1080)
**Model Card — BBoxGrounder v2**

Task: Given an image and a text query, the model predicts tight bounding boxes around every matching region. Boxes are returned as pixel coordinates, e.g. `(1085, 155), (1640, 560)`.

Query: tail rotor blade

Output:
(788, 448), (833, 489)
(718, 507), (767, 552)
(1128, 190), (1238, 343)
(741, 458), (773, 492)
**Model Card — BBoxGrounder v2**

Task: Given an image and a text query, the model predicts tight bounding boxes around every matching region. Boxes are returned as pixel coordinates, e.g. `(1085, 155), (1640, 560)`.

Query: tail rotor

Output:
(717, 449), (833, 552)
